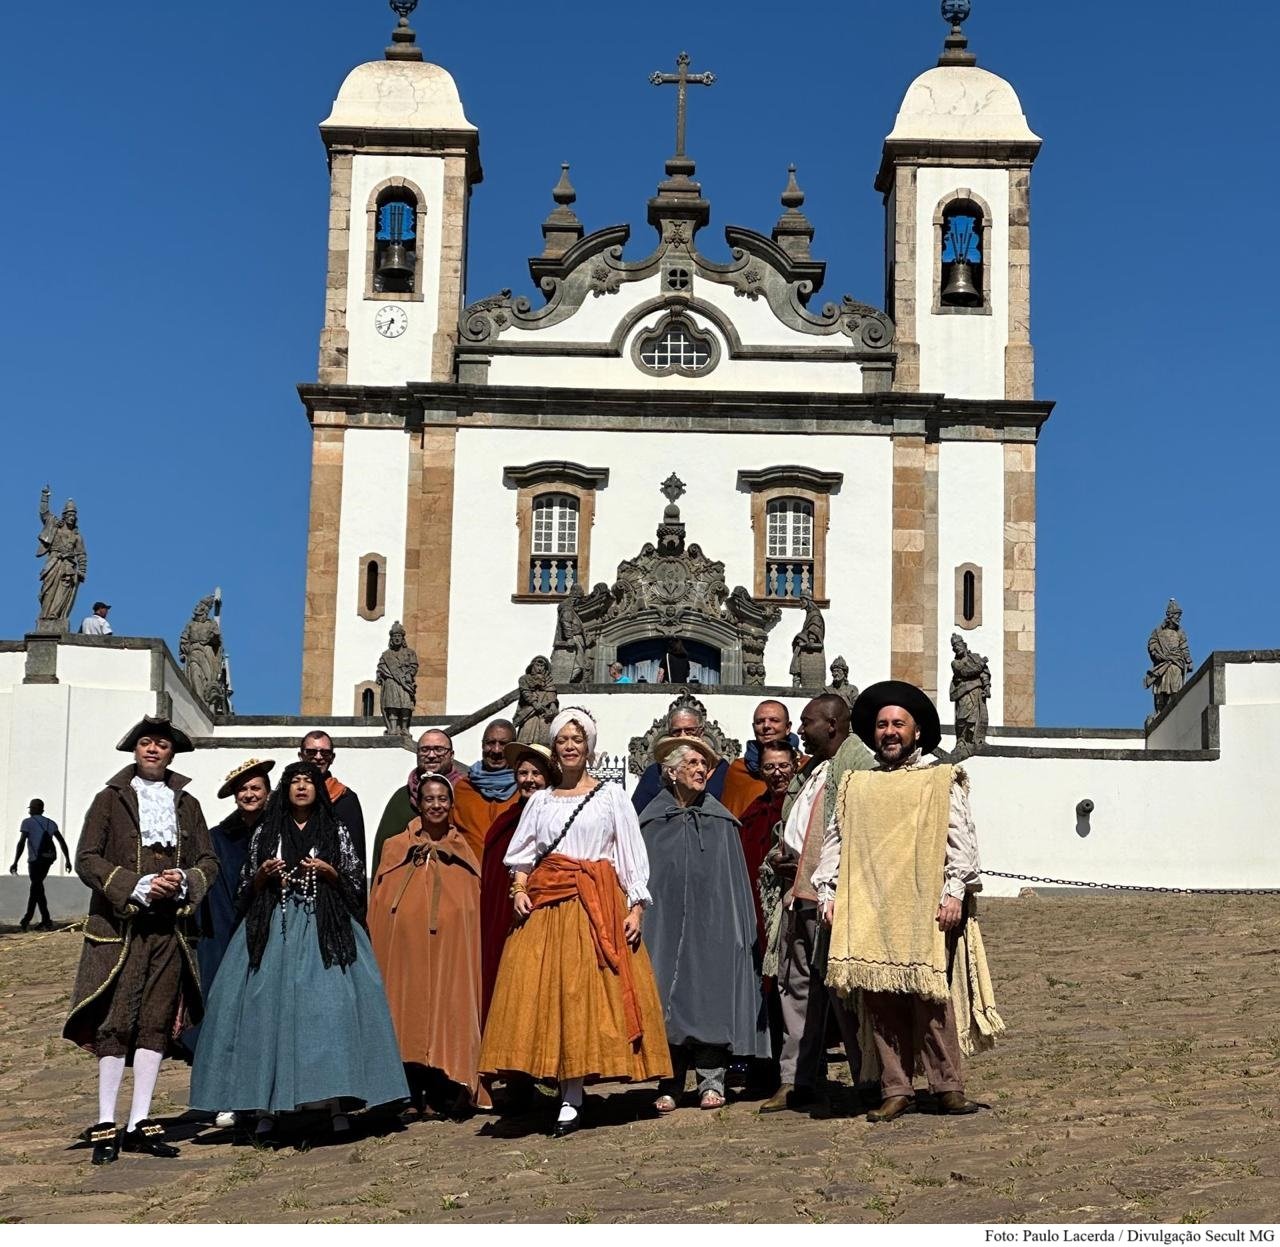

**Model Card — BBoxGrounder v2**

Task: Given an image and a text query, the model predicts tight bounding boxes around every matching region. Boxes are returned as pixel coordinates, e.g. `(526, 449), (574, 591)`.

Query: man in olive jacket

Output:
(63, 715), (218, 1165)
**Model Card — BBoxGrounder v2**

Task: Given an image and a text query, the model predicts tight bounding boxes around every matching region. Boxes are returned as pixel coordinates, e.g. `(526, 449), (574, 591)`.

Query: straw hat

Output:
(652, 734), (720, 769)
(503, 741), (560, 780)
(217, 757), (276, 800)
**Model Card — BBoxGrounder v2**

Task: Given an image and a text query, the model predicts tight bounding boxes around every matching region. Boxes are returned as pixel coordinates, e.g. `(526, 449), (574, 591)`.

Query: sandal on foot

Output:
(699, 1091), (726, 1110)
(654, 1095), (678, 1114)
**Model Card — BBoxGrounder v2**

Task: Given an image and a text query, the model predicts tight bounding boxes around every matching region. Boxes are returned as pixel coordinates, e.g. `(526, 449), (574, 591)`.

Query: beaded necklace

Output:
(277, 838), (319, 939)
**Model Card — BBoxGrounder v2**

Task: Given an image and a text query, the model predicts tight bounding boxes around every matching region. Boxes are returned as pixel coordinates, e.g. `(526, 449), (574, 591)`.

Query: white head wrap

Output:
(548, 706), (599, 763)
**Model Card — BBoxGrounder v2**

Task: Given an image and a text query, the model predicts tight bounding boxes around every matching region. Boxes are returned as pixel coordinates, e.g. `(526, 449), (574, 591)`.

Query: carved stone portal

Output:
(549, 478), (782, 686)
(627, 692), (742, 778)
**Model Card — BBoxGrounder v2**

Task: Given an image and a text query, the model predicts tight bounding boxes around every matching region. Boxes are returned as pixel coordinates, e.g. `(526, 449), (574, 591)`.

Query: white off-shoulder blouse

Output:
(503, 781), (651, 907)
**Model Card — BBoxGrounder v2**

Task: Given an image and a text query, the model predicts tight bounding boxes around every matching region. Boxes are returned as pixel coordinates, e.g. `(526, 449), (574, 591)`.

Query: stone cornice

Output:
(297, 381), (1054, 441)
(736, 465), (844, 494)
(875, 138), (1042, 195)
(321, 127), (483, 183)
(502, 460), (610, 491)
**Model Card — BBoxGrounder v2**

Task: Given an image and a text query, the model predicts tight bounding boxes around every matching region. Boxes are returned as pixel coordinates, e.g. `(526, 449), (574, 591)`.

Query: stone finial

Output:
(386, 0), (424, 62)
(646, 52), (716, 237)
(938, 0), (977, 67)
(772, 164), (815, 260)
(540, 162), (584, 259)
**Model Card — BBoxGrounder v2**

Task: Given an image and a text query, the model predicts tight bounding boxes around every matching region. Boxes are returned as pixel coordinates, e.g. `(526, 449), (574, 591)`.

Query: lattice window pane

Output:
(766, 498), (813, 559)
(532, 493), (579, 556)
(640, 326), (711, 371)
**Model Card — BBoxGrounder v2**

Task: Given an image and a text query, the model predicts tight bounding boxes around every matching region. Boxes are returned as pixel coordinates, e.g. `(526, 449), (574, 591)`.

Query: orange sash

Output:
(325, 775), (348, 804)
(528, 853), (643, 1044)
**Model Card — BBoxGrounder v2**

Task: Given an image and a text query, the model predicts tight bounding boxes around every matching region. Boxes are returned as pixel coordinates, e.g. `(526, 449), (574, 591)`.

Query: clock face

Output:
(375, 304), (408, 338)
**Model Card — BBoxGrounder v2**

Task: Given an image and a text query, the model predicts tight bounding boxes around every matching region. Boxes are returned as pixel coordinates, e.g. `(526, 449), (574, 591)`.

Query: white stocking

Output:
(127, 1048), (164, 1130)
(558, 1076), (584, 1123)
(98, 1055), (126, 1125)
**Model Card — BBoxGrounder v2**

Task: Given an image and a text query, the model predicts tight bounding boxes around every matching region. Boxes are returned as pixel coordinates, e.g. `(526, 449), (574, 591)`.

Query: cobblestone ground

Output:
(1, 895), (1278, 1225)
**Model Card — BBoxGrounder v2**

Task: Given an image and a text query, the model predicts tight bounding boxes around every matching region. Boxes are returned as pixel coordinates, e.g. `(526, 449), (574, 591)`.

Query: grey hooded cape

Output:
(638, 787), (769, 1058)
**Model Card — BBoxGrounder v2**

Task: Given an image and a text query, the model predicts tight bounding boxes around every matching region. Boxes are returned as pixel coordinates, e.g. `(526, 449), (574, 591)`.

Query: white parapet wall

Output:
(2, 638), (1278, 910)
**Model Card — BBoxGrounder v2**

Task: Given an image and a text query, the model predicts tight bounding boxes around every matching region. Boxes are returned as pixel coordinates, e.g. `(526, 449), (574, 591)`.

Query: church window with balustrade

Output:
(530, 493), (579, 595)
(504, 461), (609, 603)
(765, 498), (814, 599)
(738, 466), (841, 608)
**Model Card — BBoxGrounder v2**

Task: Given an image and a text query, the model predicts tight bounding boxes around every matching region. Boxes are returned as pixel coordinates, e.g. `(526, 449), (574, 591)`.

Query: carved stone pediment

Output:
(459, 171), (896, 359)
(551, 478), (783, 687)
(627, 692), (742, 778)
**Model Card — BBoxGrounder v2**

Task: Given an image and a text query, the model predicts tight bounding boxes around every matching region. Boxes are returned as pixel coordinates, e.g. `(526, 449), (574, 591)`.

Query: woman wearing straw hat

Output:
(369, 770), (485, 1118)
(480, 707), (671, 1137)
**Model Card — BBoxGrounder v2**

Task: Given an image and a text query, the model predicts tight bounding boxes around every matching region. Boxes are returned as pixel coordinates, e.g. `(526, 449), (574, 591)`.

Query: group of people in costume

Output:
(62, 675), (1003, 1163)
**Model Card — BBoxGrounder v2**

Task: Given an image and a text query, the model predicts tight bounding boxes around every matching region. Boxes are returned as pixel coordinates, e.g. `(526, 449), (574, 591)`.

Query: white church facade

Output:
(298, 8), (1044, 725)
(3, 7), (1280, 914)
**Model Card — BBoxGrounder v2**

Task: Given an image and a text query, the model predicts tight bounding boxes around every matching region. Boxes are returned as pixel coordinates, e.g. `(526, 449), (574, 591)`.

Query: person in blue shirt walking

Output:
(10, 799), (71, 931)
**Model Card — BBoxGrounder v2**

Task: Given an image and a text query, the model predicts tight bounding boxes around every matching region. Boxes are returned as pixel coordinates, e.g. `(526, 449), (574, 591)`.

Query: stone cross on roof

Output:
(650, 52), (716, 160)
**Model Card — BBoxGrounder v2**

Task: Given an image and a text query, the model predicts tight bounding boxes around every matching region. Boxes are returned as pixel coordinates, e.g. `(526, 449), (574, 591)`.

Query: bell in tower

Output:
(375, 197), (416, 293)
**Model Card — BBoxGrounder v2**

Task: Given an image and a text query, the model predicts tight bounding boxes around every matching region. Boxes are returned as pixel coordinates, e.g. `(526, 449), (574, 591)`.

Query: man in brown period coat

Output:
(64, 715), (218, 1165)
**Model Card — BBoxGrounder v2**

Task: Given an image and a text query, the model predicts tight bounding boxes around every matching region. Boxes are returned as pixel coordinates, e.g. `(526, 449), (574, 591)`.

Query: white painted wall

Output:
(5, 642), (1280, 892)
(444, 428), (894, 713)
(915, 166), (1010, 399)
(330, 427), (411, 714)
(345, 154), (445, 386)
(935, 440), (1005, 719)
(484, 273), (867, 393)
(487, 308), (864, 393)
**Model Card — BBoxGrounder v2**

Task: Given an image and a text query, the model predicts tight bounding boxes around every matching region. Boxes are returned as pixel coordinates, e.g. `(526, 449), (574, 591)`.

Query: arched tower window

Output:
(361, 688), (375, 717)
(765, 497), (814, 599)
(940, 198), (985, 309)
(529, 492), (580, 595)
(374, 190), (418, 295)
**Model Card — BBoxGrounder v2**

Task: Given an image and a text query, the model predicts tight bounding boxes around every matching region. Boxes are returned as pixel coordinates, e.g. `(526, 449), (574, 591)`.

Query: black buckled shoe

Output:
(122, 1119), (180, 1158)
(87, 1121), (122, 1165)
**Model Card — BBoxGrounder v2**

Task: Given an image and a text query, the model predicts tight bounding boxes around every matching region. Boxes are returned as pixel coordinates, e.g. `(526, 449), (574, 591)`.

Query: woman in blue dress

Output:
(190, 761), (408, 1137)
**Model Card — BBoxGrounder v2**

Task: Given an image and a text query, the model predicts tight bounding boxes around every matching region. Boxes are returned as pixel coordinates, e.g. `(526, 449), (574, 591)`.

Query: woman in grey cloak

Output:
(639, 737), (769, 1111)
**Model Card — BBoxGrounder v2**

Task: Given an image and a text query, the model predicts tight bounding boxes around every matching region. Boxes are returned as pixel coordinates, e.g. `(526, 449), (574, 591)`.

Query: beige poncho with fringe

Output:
(825, 764), (1004, 1057)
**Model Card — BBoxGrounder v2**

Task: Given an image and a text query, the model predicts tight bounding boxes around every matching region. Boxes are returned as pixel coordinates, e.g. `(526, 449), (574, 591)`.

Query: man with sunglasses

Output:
(298, 731), (366, 868)
(370, 728), (466, 875)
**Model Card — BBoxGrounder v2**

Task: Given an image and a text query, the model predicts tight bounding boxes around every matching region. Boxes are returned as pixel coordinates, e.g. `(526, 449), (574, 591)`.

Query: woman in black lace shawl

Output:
(191, 762), (408, 1134)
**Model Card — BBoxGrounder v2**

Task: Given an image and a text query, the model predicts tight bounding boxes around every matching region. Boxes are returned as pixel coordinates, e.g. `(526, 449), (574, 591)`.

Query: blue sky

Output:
(1, 1), (1275, 726)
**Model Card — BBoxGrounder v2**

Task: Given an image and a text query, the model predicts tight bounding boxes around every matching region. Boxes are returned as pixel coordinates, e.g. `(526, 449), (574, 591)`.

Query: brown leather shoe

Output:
(758, 1083), (794, 1113)
(934, 1090), (978, 1115)
(866, 1095), (914, 1123)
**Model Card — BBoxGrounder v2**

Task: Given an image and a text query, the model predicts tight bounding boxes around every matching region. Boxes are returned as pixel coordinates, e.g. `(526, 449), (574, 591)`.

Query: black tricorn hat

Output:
(850, 680), (942, 756)
(115, 714), (195, 755)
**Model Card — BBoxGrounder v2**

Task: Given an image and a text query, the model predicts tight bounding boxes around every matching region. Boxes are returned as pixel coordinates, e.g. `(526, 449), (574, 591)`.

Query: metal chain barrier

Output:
(983, 870), (1280, 896)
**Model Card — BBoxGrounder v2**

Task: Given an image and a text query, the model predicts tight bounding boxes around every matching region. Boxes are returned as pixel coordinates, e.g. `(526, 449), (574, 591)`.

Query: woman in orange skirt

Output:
(479, 707), (671, 1136)
(368, 771), (484, 1118)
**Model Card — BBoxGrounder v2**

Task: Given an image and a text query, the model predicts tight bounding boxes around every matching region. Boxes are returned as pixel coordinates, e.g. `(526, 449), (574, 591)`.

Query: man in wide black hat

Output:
(818, 681), (1001, 1123)
(63, 714), (218, 1164)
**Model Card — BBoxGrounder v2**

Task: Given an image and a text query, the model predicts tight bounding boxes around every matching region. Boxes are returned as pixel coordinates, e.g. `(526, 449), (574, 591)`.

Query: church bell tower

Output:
(301, 0), (482, 716)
